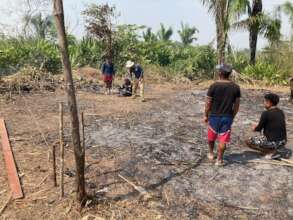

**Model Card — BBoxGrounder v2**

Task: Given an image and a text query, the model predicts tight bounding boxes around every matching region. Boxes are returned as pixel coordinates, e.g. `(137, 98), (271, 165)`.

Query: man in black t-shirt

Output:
(205, 64), (241, 166)
(246, 93), (287, 159)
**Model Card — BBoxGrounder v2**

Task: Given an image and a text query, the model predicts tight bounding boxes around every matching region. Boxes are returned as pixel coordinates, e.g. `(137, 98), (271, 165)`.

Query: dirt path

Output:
(0, 83), (293, 219)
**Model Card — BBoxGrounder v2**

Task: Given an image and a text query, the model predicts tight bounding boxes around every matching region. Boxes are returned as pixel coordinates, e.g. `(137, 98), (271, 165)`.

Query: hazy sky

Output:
(1, 0), (292, 49)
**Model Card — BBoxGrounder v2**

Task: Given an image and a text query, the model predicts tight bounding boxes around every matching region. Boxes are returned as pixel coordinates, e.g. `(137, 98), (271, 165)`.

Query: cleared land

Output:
(0, 81), (292, 220)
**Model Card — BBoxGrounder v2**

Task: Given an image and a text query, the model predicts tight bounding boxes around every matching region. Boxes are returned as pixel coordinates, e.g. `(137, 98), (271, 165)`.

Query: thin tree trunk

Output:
(249, 28), (258, 65)
(249, 0), (263, 65)
(53, 0), (86, 203)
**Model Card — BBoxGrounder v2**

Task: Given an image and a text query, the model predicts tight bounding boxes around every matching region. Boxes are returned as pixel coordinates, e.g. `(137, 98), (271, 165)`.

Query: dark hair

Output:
(216, 64), (232, 78)
(264, 93), (280, 106)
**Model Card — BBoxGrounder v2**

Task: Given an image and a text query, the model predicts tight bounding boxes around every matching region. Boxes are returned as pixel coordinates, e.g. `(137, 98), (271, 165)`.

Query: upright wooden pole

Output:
(53, 0), (86, 202)
(81, 112), (85, 154)
(59, 102), (64, 198)
(52, 145), (57, 187)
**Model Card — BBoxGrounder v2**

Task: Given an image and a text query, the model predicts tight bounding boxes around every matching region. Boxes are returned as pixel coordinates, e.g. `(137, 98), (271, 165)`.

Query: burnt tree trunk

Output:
(53, 0), (86, 203)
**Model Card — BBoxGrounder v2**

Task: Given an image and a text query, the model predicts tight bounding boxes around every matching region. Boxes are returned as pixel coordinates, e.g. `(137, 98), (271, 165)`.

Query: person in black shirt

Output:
(246, 93), (287, 159)
(205, 64), (241, 166)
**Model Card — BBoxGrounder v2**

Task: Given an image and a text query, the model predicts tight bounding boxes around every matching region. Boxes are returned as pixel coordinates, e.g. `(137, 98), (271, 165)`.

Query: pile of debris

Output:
(0, 66), (58, 94)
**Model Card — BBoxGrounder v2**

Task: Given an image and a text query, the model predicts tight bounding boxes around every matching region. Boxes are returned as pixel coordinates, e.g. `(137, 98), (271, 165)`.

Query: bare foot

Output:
(207, 153), (215, 161)
(215, 160), (226, 167)
(264, 153), (274, 160)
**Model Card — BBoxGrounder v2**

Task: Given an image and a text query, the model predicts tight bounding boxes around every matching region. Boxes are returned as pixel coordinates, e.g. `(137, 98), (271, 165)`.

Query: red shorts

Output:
(208, 127), (231, 144)
(207, 116), (233, 144)
(103, 75), (113, 88)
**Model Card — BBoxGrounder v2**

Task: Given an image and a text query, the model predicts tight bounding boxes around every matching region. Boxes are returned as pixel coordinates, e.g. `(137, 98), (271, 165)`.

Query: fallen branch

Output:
(248, 160), (293, 167)
(280, 159), (293, 165)
(37, 174), (50, 187)
(0, 194), (12, 216)
(118, 174), (148, 195)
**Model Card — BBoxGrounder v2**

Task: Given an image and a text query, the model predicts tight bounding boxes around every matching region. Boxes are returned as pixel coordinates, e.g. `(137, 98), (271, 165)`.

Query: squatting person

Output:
(126, 60), (145, 102)
(204, 64), (241, 166)
(246, 93), (287, 159)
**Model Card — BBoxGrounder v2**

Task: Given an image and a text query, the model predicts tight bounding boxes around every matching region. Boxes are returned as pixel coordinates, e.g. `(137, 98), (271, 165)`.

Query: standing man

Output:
(204, 64), (241, 166)
(101, 57), (115, 95)
(126, 60), (145, 102)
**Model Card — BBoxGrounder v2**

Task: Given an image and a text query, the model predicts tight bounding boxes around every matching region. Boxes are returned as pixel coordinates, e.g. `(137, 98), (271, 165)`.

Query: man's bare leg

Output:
(208, 141), (215, 160)
(217, 142), (226, 163)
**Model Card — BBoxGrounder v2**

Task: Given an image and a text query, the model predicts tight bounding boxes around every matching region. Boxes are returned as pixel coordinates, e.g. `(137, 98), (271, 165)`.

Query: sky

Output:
(0, 0), (292, 49)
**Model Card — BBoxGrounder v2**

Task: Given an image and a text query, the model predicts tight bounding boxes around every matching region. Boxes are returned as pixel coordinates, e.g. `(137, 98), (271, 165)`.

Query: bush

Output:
(243, 61), (288, 85)
(0, 38), (61, 74)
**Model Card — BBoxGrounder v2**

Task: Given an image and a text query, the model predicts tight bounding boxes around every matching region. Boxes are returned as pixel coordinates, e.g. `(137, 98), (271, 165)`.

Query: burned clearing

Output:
(0, 83), (293, 219)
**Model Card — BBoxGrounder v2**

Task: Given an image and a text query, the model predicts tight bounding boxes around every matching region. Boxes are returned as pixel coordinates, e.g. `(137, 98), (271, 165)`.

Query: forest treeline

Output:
(0, 1), (293, 84)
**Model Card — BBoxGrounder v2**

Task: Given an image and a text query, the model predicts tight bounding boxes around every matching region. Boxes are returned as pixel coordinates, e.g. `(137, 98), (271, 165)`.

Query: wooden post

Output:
(81, 112), (85, 154)
(52, 145), (57, 187)
(59, 102), (64, 198)
(290, 77), (293, 101)
(53, 0), (86, 202)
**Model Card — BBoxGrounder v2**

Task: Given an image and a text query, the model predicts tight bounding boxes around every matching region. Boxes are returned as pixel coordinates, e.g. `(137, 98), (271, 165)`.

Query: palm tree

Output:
(200, 0), (233, 64)
(157, 23), (173, 41)
(233, 0), (281, 64)
(143, 27), (157, 42)
(178, 22), (199, 45)
(24, 13), (55, 39)
(282, 2), (293, 31)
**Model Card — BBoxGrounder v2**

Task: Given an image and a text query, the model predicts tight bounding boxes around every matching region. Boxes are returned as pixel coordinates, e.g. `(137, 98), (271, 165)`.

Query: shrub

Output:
(243, 61), (288, 85)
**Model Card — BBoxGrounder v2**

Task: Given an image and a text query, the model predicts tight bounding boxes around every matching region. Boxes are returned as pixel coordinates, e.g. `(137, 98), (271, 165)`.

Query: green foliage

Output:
(69, 37), (103, 68)
(283, 1), (293, 30)
(227, 50), (250, 72)
(242, 61), (288, 85)
(0, 37), (61, 74)
(142, 28), (157, 42)
(157, 23), (173, 41)
(178, 22), (198, 45)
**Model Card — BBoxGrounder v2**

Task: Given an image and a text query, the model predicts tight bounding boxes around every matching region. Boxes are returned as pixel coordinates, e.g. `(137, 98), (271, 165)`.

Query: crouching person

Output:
(246, 93), (287, 159)
(119, 78), (132, 97)
(126, 60), (145, 102)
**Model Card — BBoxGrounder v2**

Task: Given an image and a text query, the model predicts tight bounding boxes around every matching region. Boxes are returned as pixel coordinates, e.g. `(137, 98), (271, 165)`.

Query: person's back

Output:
(247, 93), (287, 159)
(205, 64), (241, 166)
(208, 81), (241, 117)
(255, 108), (287, 142)
(101, 62), (115, 76)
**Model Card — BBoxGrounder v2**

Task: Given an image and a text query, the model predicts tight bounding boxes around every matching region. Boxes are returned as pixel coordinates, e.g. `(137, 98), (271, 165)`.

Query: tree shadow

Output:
(96, 156), (204, 203)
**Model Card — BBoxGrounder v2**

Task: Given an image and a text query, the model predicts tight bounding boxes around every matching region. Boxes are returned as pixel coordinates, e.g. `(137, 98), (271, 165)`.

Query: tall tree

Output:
(157, 23), (173, 41)
(178, 22), (199, 45)
(233, 0), (281, 64)
(53, 0), (86, 203)
(24, 13), (55, 39)
(200, 0), (233, 64)
(82, 4), (117, 60)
